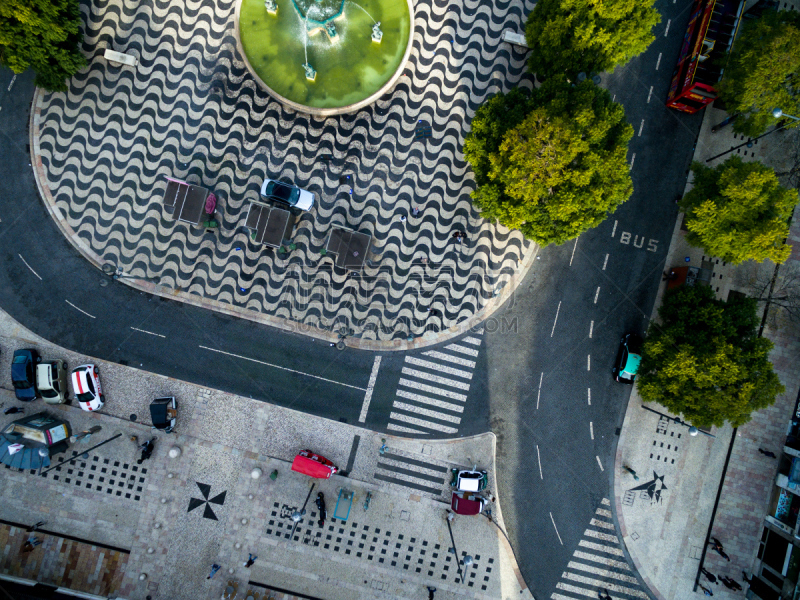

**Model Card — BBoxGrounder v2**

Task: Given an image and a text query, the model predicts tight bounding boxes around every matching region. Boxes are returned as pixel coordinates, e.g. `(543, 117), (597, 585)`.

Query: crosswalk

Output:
(387, 332), (483, 435)
(552, 499), (649, 600)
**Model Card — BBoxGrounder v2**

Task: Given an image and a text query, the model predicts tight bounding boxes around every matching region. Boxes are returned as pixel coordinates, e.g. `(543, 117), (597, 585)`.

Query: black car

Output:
(612, 334), (642, 384)
(11, 349), (41, 401)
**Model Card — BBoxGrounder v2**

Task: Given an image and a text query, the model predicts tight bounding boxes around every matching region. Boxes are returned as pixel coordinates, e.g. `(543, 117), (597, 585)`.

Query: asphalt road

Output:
(0, 0), (703, 593)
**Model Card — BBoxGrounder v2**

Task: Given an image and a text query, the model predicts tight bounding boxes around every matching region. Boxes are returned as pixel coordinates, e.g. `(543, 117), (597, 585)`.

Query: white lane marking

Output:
(611, 220), (618, 237)
(397, 378), (467, 401)
(588, 388), (592, 405)
(630, 153), (636, 169)
(405, 356), (472, 379)
(664, 18), (671, 36)
(7, 74), (16, 92)
(393, 402), (461, 424)
(444, 343), (479, 357)
(561, 573), (648, 598)
(602, 253), (609, 270)
(199, 345), (367, 391)
(590, 518), (616, 531)
(587, 355), (591, 371)
(638, 119), (645, 136)
(536, 444), (543, 479)
(537, 371), (543, 410)
(130, 327), (165, 338)
(574, 550), (630, 570)
(656, 52), (662, 70)
(550, 512), (563, 545)
(590, 421), (594, 440)
(550, 301), (562, 337)
(422, 350), (476, 368)
(596, 507), (613, 518)
(596, 455), (604, 471)
(567, 561), (641, 584)
(389, 412), (458, 434)
(589, 321), (594, 339)
(462, 336), (483, 346)
(570, 238), (578, 266)
(359, 355), (382, 422)
(594, 287), (600, 304)
(396, 389), (464, 413)
(387, 423), (428, 435)
(18, 254), (42, 280)
(579, 539), (624, 556)
(401, 367), (470, 390)
(647, 86), (653, 103)
(602, 498), (610, 506)
(65, 300), (95, 319)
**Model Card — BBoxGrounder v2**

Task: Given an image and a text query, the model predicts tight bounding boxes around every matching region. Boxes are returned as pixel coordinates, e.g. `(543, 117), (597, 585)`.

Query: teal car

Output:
(613, 333), (642, 384)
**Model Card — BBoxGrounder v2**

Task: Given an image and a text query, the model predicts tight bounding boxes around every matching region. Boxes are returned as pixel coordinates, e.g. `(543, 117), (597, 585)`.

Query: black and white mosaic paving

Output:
(34, 0), (536, 341)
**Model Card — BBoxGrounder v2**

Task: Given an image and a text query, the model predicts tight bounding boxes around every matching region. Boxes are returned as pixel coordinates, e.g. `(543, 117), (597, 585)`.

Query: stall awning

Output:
(162, 177), (211, 225)
(326, 227), (372, 270)
(0, 433), (51, 470)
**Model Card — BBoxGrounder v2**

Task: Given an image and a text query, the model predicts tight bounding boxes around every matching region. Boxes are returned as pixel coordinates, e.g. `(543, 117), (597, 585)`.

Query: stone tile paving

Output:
(0, 523), (129, 596)
(31, 0), (538, 345)
(0, 308), (528, 600)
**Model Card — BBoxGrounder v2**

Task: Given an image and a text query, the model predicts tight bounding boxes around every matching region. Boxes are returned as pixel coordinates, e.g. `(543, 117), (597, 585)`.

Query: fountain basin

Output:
(235, 0), (413, 115)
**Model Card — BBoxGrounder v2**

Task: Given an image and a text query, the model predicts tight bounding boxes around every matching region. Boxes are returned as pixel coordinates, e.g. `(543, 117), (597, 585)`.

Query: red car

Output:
(451, 491), (486, 516)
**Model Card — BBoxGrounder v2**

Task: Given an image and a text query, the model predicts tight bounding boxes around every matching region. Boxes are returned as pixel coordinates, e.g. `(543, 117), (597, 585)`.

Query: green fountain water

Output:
(238, 0), (411, 111)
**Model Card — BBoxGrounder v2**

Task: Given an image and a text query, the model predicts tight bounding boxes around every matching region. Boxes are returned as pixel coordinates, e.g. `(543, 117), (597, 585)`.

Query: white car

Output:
(71, 364), (105, 412)
(260, 178), (315, 211)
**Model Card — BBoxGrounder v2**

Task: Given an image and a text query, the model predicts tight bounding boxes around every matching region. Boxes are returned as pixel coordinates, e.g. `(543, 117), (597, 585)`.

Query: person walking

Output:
(21, 536), (42, 553)
(759, 448), (777, 458)
(720, 576), (742, 591)
(427, 586), (436, 600)
(25, 521), (45, 533)
(4, 407), (23, 415)
(137, 438), (156, 465)
(709, 538), (731, 561)
(597, 590), (612, 600)
(243, 554), (257, 568)
(412, 206), (420, 217)
(207, 564), (221, 579)
(700, 567), (718, 584)
(699, 584), (714, 596)
(741, 571), (752, 584)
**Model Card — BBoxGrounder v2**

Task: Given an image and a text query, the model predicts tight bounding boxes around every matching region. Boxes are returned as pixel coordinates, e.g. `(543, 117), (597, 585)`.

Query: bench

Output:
(103, 49), (138, 67)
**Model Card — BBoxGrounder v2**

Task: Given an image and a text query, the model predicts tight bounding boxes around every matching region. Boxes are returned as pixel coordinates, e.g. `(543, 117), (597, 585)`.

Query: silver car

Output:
(36, 360), (69, 405)
(260, 178), (315, 211)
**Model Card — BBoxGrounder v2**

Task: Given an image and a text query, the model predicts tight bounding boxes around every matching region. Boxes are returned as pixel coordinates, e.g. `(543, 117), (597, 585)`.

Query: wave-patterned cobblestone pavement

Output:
(34, 0), (536, 342)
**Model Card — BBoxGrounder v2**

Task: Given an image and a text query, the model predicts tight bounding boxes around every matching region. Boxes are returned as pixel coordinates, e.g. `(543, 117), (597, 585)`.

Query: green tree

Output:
(638, 285), (783, 429)
(717, 10), (800, 137)
(0, 0), (86, 92)
(464, 81), (633, 246)
(680, 157), (798, 265)
(524, 0), (661, 80)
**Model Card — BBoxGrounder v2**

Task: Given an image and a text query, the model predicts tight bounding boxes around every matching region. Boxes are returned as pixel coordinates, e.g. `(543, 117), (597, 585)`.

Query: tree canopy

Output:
(717, 10), (800, 137)
(463, 81), (633, 246)
(0, 0), (86, 92)
(637, 285), (783, 429)
(680, 157), (798, 265)
(524, 0), (661, 80)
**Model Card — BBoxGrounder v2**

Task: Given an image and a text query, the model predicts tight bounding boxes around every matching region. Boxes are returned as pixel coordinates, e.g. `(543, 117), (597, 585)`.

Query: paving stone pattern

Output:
(39, 450), (149, 502)
(0, 523), (129, 596)
(34, 0), (535, 341)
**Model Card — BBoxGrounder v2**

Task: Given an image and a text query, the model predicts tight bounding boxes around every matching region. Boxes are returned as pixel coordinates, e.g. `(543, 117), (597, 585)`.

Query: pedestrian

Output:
(741, 571), (752, 584)
(427, 586), (436, 600)
(709, 538), (730, 561)
(207, 563), (221, 579)
(137, 438), (156, 465)
(421, 257), (428, 264)
(412, 206), (420, 217)
(4, 407), (23, 415)
(25, 521), (45, 533)
(700, 568), (718, 584)
(720, 576), (742, 591)
(399, 215), (406, 222)
(699, 584), (714, 596)
(428, 309), (438, 317)
(759, 448), (777, 458)
(243, 553), (257, 568)
(21, 536), (42, 553)
(452, 231), (461, 241)
(597, 590), (612, 600)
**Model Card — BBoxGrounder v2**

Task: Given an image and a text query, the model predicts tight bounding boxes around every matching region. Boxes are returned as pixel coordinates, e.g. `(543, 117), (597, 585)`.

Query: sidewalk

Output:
(614, 98), (800, 597)
(0, 309), (530, 600)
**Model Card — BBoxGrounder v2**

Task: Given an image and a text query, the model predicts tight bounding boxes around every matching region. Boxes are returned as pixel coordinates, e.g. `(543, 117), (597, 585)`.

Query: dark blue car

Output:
(11, 349), (40, 401)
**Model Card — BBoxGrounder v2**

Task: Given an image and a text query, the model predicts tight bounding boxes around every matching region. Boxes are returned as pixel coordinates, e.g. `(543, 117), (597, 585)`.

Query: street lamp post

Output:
(705, 106), (799, 164)
(772, 107), (800, 122)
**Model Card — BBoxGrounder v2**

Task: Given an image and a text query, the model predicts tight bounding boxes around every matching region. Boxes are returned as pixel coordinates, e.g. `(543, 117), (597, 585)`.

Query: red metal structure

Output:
(666, 0), (744, 113)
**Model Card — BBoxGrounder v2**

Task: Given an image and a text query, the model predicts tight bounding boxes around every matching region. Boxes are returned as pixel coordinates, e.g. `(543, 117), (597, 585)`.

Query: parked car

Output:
(11, 349), (40, 401)
(451, 491), (486, 516)
(37, 360), (69, 405)
(260, 178), (315, 211)
(450, 468), (488, 492)
(613, 333), (642, 384)
(71, 364), (105, 412)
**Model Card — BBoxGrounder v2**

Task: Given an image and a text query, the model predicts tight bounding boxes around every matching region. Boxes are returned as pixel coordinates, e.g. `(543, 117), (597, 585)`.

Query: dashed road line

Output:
(656, 52), (662, 70)
(588, 388), (591, 405)
(638, 119), (644, 136)
(611, 220), (618, 237)
(589, 321), (594, 338)
(647, 86), (653, 103)
(198, 345), (367, 391)
(665, 18), (671, 35)
(18, 254), (42, 280)
(130, 327), (165, 338)
(551, 301), (561, 337)
(587, 355), (590, 371)
(630, 153), (636, 169)
(550, 513), (563, 545)
(593, 287), (600, 304)
(596, 456), (604, 471)
(537, 371), (543, 409)
(536, 444), (543, 479)
(590, 422), (594, 440)
(65, 300), (95, 319)
(570, 238), (578, 266)
(602, 254), (609, 270)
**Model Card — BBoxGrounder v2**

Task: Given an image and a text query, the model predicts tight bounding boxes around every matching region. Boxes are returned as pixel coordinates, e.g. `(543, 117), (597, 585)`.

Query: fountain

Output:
(235, 0), (413, 115)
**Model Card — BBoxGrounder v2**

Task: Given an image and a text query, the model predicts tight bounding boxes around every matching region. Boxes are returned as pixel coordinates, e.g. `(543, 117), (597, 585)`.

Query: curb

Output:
(29, 87), (539, 353)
